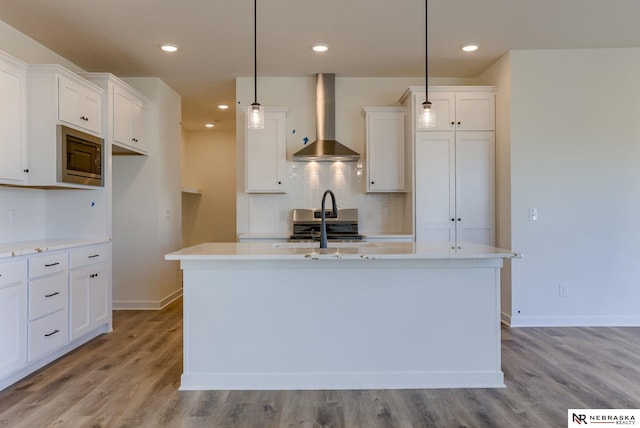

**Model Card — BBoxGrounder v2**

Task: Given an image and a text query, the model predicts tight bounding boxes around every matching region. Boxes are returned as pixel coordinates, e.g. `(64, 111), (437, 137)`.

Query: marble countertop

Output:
(0, 238), (111, 259)
(165, 241), (515, 261)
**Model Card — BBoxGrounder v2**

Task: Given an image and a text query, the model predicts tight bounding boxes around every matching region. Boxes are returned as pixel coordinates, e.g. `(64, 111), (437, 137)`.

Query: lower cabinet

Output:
(69, 262), (108, 340)
(0, 258), (27, 379)
(0, 241), (111, 391)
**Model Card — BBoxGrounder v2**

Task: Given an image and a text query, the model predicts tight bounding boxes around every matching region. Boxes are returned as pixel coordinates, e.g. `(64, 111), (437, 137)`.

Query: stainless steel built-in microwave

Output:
(57, 125), (104, 187)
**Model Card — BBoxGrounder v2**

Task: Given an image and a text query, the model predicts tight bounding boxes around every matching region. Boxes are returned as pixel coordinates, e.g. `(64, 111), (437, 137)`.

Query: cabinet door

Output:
(81, 89), (102, 134)
(131, 100), (149, 153)
(0, 282), (27, 378)
(69, 263), (108, 340)
(366, 109), (406, 192)
(245, 109), (286, 193)
(113, 88), (133, 147)
(455, 132), (495, 246)
(455, 92), (495, 131)
(58, 76), (102, 134)
(0, 55), (27, 182)
(415, 132), (456, 243)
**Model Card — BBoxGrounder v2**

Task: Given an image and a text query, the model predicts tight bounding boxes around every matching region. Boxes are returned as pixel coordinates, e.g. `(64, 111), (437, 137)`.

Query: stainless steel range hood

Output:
(292, 74), (360, 162)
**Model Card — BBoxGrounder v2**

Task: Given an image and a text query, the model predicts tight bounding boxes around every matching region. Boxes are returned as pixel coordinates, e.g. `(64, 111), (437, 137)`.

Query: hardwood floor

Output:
(1, 299), (639, 427)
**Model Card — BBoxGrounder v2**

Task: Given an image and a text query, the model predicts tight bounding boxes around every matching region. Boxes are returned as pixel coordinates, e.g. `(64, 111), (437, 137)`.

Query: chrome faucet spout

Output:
(320, 190), (338, 248)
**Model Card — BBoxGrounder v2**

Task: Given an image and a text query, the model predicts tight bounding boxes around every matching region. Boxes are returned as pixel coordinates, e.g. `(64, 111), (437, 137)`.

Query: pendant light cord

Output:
(425, 0), (429, 102)
(253, 0), (258, 104)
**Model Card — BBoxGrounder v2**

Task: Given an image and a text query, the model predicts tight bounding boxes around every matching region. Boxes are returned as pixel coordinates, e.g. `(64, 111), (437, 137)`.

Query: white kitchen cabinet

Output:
(81, 74), (149, 155)
(1, 241), (112, 391)
(0, 259), (27, 379)
(405, 87), (495, 132)
(26, 64), (104, 188)
(113, 84), (149, 154)
(245, 107), (288, 193)
(415, 131), (495, 245)
(27, 250), (69, 362)
(69, 244), (111, 341)
(82, 73), (150, 155)
(58, 75), (102, 134)
(401, 86), (496, 246)
(362, 107), (407, 192)
(0, 51), (27, 184)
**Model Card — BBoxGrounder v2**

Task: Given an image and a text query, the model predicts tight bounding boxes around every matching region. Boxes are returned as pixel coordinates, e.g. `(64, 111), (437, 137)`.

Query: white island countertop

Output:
(168, 240), (513, 390)
(165, 241), (514, 261)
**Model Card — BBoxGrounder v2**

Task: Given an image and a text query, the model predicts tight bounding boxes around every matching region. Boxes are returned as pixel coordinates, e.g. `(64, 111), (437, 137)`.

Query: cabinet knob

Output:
(451, 218), (455, 222)
(371, 181), (375, 185)
(23, 169), (29, 173)
(457, 121), (461, 125)
(451, 121), (455, 125)
(457, 218), (462, 221)
(278, 181), (282, 185)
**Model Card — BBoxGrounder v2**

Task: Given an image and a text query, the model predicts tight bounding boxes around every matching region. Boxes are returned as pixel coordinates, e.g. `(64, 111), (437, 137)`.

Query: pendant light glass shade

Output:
(248, 0), (264, 129)
(419, 100), (436, 128)
(248, 102), (264, 129)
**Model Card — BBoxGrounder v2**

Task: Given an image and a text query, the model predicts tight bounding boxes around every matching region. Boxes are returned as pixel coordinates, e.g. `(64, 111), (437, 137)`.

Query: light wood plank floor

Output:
(1, 298), (639, 427)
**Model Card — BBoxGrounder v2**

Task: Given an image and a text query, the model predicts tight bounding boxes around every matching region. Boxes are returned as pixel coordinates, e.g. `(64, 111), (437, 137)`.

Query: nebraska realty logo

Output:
(569, 409), (638, 426)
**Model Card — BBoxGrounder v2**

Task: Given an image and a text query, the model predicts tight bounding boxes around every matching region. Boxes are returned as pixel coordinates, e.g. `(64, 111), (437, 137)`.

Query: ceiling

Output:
(1, 0), (639, 131)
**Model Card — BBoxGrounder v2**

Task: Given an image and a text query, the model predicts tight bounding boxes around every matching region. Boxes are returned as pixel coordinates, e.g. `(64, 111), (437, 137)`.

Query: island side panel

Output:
(180, 258), (503, 390)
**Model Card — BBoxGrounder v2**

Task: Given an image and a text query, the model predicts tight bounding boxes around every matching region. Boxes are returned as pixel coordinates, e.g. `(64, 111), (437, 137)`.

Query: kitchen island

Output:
(165, 242), (513, 390)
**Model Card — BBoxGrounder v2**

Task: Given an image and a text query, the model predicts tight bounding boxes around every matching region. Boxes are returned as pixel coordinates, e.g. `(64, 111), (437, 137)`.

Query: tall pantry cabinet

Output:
(401, 87), (496, 246)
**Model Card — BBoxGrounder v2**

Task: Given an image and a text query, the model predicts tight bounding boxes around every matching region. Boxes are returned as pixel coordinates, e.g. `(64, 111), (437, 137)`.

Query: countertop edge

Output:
(0, 238), (111, 259)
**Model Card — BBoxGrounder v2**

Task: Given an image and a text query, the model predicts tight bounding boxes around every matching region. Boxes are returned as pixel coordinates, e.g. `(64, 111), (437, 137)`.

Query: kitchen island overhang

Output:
(166, 242), (514, 390)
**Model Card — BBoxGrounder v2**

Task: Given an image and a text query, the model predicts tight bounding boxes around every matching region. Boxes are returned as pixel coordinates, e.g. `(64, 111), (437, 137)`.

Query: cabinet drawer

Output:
(29, 252), (68, 278)
(69, 245), (109, 269)
(29, 272), (68, 321)
(0, 259), (27, 287)
(28, 308), (68, 361)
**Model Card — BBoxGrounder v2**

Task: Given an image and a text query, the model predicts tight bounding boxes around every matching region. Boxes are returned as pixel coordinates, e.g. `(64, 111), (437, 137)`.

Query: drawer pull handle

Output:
(88, 254), (100, 258)
(45, 262), (60, 267)
(90, 273), (99, 278)
(45, 291), (60, 298)
(44, 329), (60, 337)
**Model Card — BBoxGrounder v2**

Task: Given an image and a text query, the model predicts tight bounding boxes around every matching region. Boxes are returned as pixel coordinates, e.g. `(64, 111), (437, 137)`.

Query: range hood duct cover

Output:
(292, 74), (360, 162)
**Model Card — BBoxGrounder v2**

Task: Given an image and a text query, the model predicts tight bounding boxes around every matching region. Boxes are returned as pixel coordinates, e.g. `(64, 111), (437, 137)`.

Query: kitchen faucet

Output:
(320, 189), (338, 248)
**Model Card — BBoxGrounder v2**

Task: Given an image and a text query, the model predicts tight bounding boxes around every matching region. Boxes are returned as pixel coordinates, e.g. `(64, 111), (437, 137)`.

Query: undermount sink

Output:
(272, 242), (373, 249)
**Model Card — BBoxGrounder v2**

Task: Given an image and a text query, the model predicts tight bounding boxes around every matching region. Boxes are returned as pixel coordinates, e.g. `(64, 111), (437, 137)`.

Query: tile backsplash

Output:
(245, 161), (408, 235)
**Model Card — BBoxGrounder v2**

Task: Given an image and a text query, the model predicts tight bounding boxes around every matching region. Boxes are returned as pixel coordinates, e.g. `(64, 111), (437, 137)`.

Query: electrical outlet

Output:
(528, 208), (538, 221)
(559, 283), (569, 297)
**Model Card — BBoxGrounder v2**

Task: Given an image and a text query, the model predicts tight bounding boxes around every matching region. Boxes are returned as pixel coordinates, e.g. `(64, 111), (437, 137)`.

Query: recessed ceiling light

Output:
(462, 44), (479, 52)
(218, 104), (229, 110)
(161, 44), (178, 53)
(205, 123), (215, 128)
(312, 43), (329, 53)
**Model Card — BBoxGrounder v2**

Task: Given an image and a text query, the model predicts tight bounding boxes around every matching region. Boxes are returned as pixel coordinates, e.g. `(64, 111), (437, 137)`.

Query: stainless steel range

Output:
(289, 208), (363, 242)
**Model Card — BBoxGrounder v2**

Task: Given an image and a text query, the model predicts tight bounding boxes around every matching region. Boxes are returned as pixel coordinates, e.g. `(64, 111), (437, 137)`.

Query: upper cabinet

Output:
(26, 64), (104, 188)
(58, 75), (102, 135)
(0, 52), (28, 184)
(362, 107), (407, 192)
(245, 107), (287, 193)
(82, 73), (149, 155)
(401, 87), (495, 132)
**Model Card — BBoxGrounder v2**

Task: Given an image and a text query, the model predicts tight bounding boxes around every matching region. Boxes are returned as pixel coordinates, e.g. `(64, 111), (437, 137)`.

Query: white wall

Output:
(182, 129), (237, 245)
(111, 78), (182, 309)
(235, 76), (472, 237)
(478, 53), (513, 323)
(508, 48), (640, 326)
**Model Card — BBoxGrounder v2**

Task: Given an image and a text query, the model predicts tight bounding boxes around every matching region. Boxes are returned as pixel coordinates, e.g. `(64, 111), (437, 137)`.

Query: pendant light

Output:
(248, 0), (264, 129)
(419, 0), (436, 129)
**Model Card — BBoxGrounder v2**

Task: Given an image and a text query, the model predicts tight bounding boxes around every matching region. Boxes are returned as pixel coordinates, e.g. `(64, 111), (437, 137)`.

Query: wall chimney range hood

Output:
(292, 74), (360, 162)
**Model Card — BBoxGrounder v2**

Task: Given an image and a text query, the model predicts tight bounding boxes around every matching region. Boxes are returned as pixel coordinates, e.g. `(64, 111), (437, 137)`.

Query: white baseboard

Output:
(113, 287), (183, 310)
(507, 314), (640, 327)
